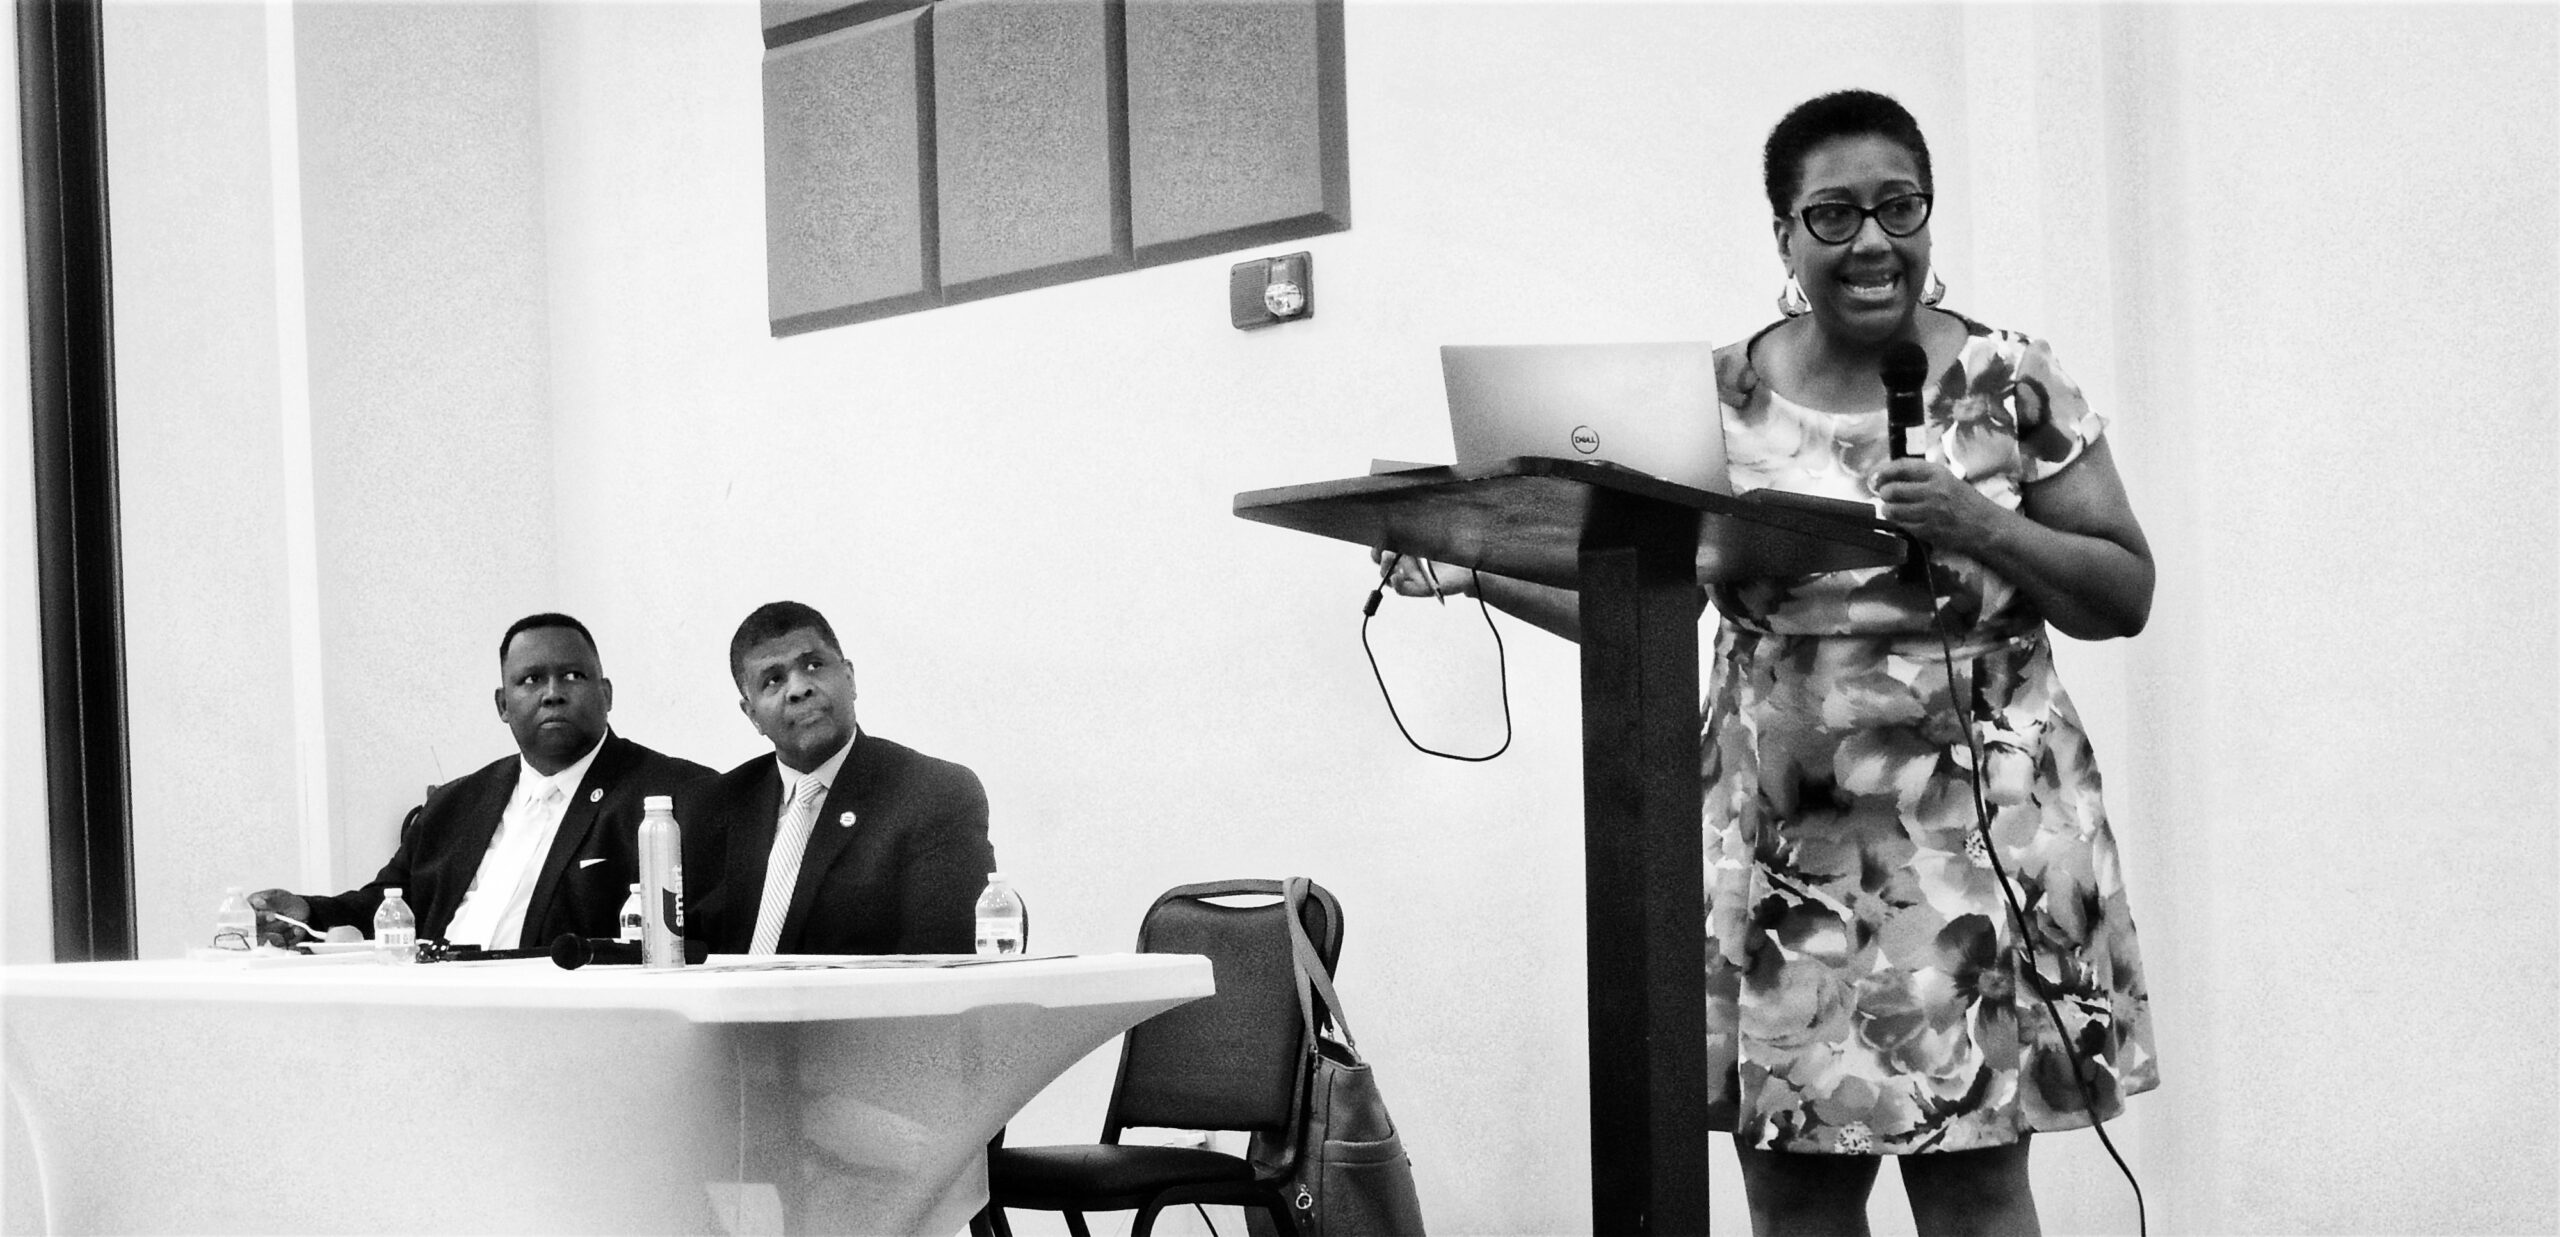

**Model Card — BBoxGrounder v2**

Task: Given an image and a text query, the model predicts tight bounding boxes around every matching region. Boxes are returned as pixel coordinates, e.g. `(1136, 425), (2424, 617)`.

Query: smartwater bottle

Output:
(212, 886), (255, 951)
(618, 883), (645, 943)
(974, 874), (1025, 957)
(374, 888), (417, 964)
(638, 795), (685, 969)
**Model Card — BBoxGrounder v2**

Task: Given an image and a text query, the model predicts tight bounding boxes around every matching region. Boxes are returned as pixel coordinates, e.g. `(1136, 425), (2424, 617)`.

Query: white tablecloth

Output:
(1, 952), (1211, 1235)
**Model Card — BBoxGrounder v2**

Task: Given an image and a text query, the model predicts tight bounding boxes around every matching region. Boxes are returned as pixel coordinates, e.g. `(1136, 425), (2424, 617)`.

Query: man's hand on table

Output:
(247, 889), (315, 948)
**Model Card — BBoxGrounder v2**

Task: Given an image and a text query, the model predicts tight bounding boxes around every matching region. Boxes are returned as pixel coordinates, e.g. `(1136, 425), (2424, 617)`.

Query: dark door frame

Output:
(19, 0), (136, 962)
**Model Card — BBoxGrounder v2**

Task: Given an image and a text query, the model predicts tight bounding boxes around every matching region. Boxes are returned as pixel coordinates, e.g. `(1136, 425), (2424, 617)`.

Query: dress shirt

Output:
(746, 733), (857, 954)
(440, 734), (607, 949)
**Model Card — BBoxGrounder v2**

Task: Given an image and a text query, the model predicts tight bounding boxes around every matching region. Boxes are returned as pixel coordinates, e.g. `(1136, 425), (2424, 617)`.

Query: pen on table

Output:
(262, 908), (326, 939)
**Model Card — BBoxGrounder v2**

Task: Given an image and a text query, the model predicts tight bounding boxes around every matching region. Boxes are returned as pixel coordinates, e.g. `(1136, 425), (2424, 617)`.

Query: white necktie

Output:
(485, 783), (567, 950)
(748, 777), (830, 955)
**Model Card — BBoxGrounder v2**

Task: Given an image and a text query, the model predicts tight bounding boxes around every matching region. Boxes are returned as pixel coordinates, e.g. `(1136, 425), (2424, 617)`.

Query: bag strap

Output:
(1283, 876), (1361, 1059)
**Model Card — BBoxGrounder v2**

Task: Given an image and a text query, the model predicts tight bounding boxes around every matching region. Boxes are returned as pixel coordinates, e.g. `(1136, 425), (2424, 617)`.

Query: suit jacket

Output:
(677, 732), (994, 955)
(305, 733), (715, 946)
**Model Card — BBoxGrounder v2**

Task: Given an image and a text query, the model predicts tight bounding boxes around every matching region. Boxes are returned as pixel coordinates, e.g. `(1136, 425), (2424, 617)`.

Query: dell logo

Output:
(1569, 426), (1600, 454)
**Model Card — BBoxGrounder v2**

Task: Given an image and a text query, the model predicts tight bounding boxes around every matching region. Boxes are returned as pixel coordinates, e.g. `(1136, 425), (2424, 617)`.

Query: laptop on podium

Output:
(1438, 341), (1728, 492)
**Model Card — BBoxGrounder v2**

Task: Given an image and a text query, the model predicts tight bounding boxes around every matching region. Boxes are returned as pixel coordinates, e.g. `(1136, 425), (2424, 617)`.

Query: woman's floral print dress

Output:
(1702, 316), (2159, 1155)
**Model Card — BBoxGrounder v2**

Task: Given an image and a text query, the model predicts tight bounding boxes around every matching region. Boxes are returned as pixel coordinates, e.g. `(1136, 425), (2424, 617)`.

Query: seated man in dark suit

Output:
(680, 600), (994, 955)
(250, 613), (713, 949)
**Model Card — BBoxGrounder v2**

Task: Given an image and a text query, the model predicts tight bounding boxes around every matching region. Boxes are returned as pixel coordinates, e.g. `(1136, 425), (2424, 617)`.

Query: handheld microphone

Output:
(1880, 341), (1932, 585)
(1881, 339), (1928, 460)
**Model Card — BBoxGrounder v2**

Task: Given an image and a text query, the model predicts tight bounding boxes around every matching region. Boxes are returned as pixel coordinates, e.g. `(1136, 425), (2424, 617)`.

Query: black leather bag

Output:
(1249, 878), (1428, 1237)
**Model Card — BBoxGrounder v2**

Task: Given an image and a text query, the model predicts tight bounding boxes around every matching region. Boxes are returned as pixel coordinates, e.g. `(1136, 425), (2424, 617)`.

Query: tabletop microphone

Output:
(412, 935), (708, 967)
(1880, 340), (1933, 585)
(549, 933), (708, 970)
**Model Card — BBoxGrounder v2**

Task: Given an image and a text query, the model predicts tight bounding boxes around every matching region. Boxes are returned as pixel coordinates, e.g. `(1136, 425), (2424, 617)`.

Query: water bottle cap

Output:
(384, 887), (402, 898)
(986, 872), (1005, 883)
(643, 794), (674, 811)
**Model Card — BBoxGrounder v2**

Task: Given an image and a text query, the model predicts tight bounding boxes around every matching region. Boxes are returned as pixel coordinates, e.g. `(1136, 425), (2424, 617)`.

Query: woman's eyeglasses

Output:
(1793, 192), (1933, 245)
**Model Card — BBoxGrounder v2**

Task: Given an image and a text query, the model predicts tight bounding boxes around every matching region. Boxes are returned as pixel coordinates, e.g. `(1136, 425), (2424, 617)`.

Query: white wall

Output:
(2102, 9), (2557, 1232)
(101, 1), (306, 958)
(92, 0), (562, 957)
(291, 0), (561, 895)
(1, 0), (51, 969)
(44, 3), (2558, 1235)
(2, 15), (55, 1233)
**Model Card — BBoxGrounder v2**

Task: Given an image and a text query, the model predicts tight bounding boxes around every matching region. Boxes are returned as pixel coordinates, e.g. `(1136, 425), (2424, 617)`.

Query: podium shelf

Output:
(1233, 456), (1901, 590)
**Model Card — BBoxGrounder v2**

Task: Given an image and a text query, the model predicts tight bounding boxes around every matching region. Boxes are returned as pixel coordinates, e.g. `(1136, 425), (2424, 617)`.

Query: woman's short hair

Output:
(1762, 89), (1933, 219)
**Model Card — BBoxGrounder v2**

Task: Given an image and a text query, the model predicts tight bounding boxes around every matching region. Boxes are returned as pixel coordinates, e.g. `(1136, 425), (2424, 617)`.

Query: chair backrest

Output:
(1105, 878), (1343, 1140)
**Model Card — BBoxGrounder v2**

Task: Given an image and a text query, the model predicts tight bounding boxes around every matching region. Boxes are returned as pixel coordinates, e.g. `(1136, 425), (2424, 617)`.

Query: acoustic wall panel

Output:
(759, 0), (1349, 334)
(762, 0), (842, 32)
(932, 0), (1126, 301)
(764, 9), (939, 333)
(762, 0), (927, 50)
(1124, 0), (1347, 263)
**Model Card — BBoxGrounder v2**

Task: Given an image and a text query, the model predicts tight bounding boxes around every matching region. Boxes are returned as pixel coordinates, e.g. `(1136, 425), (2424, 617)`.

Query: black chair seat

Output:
(991, 1144), (1254, 1206)
(972, 880), (1344, 1237)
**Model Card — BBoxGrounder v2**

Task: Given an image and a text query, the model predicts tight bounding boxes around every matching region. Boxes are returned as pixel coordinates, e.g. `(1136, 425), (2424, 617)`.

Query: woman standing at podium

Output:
(1382, 89), (2157, 1235)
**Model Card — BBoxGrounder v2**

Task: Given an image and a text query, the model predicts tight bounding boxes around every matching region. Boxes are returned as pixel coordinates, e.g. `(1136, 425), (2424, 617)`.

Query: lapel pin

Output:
(837, 811), (856, 828)
(589, 788), (603, 803)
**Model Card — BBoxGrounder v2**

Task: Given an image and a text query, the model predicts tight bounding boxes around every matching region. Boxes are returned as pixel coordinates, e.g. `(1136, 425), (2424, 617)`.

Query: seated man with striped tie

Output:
(678, 600), (995, 956)
(250, 613), (714, 949)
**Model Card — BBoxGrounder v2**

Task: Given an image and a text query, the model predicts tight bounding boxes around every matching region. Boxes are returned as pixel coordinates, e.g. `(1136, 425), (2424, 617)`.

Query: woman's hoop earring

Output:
(1922, 268), (1947, 306)
(1777, 276), (1810, 318)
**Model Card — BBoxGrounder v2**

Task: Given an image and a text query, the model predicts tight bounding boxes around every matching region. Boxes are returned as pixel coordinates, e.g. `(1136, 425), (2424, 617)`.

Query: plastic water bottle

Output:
(374, 888), (417, 964)
(618, 883), (645, 943)
(974, 873), (1025, 957)
(637, 795), (685, 969)
(212, 886), (255, 951)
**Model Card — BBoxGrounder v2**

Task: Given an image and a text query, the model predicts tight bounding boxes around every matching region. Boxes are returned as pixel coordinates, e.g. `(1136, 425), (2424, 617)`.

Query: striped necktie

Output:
(747, 776), (831, 955)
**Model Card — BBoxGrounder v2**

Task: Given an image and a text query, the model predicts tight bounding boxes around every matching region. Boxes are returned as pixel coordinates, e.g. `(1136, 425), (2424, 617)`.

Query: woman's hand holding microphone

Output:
(1870, 458), (2011, 556)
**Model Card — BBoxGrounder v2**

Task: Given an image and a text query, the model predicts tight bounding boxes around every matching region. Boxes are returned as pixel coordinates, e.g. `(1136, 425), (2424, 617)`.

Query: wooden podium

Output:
(1234, 458), (1898, 1237)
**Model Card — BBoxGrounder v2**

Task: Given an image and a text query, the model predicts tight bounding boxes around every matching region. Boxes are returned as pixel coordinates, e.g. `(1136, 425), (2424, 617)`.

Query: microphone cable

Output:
(1919, 553), (2146, 1237)
(1360, 563), (1513, 762)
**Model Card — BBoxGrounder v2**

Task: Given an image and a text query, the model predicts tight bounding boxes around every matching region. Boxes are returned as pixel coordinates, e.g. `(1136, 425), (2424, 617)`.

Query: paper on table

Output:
(666, 954), (1075, 974)
(298, 941), (377, 956)
(179, 945), (384, 968)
